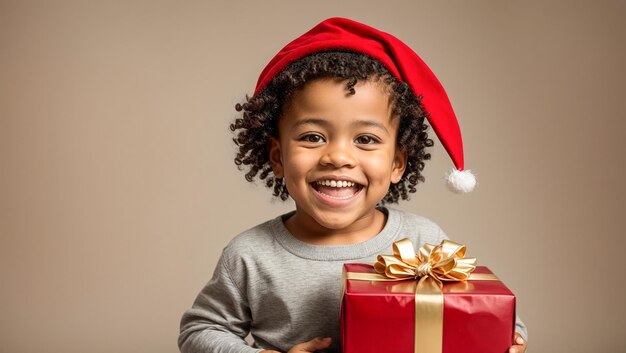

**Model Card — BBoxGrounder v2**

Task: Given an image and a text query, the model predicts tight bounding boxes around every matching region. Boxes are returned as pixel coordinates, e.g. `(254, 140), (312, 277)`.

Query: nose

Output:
(319, 141), (357, 168)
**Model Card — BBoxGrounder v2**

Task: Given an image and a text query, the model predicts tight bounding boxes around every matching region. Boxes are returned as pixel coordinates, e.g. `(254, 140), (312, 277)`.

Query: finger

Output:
(508, 333), (527, 353)
(513, 332), (527, 349)
(291, 337), (332, 352)
(508, 346), (523, 353)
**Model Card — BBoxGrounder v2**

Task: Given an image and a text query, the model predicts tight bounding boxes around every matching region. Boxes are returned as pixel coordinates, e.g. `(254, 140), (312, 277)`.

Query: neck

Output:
(283, 208), (387, 245)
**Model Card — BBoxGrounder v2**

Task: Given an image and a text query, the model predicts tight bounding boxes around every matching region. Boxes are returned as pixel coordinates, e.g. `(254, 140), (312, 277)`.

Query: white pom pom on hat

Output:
(254, 17), (477, 192)
(446, 169), (477, 193)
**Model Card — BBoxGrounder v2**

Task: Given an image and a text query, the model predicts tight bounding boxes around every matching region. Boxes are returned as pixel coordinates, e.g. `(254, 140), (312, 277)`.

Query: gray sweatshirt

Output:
(179, 207), (528, 353)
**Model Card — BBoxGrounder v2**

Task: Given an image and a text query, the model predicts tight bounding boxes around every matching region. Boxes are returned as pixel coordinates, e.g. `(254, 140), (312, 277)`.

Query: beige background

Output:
(1, 1), (625, 352)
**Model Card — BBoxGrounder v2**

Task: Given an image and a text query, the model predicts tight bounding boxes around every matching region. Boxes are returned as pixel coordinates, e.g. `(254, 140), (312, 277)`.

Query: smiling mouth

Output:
(311, 180), (364, 200)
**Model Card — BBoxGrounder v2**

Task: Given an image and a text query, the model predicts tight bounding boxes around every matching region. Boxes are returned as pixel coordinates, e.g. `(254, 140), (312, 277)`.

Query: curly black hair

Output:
(230, 51), (434, 204)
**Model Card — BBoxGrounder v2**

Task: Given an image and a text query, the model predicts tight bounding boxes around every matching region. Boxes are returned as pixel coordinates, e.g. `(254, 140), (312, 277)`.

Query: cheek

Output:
(360, 151), (397, 183)
(282, 148), (318, 177)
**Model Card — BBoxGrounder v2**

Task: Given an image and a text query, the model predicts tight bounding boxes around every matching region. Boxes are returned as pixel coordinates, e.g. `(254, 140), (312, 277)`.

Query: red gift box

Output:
(340, 263), (515, 353)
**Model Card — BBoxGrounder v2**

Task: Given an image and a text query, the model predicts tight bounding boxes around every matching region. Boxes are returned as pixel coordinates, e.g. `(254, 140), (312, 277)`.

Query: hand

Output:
(508, 332), (527, 353)
(260, 337), (332, 353)
(287, 337), (332, 353)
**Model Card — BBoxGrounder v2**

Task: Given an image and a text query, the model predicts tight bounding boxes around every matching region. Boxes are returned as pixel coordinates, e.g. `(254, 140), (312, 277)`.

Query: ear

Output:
(268, 137), (284, 178)
(391, 149), (407, 184)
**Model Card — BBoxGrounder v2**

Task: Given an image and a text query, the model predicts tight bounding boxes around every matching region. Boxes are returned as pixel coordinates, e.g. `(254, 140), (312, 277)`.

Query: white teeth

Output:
(316, 180), (356, 188)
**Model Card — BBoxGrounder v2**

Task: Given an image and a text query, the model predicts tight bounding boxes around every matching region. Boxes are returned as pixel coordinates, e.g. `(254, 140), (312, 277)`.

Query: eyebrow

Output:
(291, 118), (330, 130)
(291, 118), (390, 134)
(351, 119), (389, 134)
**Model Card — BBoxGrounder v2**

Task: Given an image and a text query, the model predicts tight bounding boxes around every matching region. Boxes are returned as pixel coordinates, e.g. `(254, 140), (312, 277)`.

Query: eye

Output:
(300, 133), (326, 143)
(355, 135), (379, 145)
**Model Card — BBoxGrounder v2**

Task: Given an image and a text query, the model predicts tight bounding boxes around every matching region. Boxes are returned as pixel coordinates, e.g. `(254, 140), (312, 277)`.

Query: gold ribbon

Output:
(374, 238), (477, 285)
(345, 239), (497, 353)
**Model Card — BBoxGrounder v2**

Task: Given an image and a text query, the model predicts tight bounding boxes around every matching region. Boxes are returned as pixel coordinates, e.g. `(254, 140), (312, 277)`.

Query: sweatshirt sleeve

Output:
(515, 316), (528, 342)
(178, 252), (262, 353)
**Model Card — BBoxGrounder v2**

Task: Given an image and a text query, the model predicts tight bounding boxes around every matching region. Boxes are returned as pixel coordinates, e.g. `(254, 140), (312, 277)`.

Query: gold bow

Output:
(373, 238), (477, 285)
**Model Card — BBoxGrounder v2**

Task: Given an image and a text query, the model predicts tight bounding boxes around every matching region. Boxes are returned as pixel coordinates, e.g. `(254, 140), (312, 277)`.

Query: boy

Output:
(179, 17), (528, 353)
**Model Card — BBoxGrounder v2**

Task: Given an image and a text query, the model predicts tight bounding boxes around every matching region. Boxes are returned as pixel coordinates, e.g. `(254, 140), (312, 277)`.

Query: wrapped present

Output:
(340, 239), (515, 353)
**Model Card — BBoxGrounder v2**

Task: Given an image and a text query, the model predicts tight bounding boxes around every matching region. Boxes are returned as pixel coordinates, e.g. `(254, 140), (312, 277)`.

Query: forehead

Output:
(282, 78), (395, 124)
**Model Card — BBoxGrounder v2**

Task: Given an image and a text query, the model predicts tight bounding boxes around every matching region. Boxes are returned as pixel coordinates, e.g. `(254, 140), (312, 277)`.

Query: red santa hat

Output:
(254, 17), (476, 193)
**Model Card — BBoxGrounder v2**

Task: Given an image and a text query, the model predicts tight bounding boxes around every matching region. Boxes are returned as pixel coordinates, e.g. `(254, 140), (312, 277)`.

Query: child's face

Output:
(269, 78), (407, 234)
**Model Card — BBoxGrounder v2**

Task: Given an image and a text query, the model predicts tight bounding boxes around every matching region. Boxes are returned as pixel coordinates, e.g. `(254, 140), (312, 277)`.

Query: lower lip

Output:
(310, 184), (363, 207)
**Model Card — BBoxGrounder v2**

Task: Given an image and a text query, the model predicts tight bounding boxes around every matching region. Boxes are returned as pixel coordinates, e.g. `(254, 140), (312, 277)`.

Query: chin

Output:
(312, 211), (363, 230)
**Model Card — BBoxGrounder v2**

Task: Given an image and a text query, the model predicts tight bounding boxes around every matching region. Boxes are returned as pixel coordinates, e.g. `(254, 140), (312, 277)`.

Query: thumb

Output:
(291, 337), (332, 353)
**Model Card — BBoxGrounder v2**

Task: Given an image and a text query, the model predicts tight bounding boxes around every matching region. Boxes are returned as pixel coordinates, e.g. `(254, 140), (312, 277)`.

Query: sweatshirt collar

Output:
(270, 207), (402, 261)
